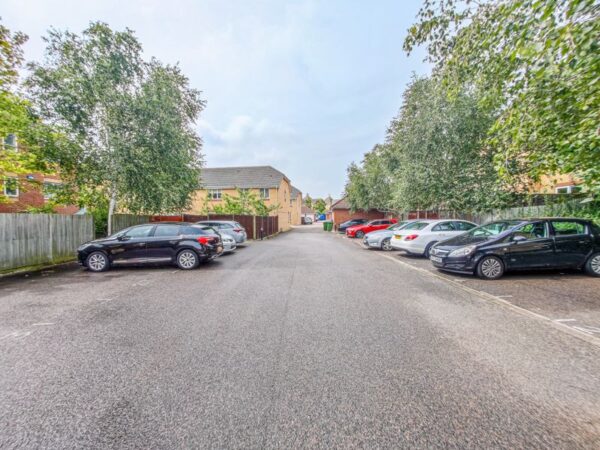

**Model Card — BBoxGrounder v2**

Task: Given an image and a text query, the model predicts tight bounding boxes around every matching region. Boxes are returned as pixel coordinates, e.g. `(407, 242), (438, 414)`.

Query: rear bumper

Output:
(390, 239), (425, 254)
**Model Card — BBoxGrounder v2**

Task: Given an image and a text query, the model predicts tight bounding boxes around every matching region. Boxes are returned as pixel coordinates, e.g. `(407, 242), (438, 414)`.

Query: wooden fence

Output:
(110, 214), (152, 234)
(110, 213), (279, 239)
(0, 213), (94, 272)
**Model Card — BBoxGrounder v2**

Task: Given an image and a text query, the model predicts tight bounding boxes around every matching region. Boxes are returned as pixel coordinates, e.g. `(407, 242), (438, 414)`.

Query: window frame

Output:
(556, 185), (582, 194)
(43, 181), (61, 200)
(152, 224), (182, 238)
(123, 225), (155, 238)
(432, 221), (455, 232)
(208, 189), (222, 201)
(550, 220), (587, 237)
(2, 134), (18, 151)
(3, 177), (19, 198)
(259, 188), (270, 200)
(511, 221), (549, 241)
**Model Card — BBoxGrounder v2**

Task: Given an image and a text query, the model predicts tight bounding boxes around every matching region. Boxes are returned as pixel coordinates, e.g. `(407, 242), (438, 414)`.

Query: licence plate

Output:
(394, 235), (402, 240)
(430, 256), (442, 263)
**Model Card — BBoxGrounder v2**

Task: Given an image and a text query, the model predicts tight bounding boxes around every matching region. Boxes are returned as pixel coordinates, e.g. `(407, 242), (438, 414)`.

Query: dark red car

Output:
(346, 218), (398, 238)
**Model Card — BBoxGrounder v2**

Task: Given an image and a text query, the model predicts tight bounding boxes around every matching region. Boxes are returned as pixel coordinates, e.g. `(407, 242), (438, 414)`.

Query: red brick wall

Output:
(0, 173), (78, 214)
(331, 209), (386, 228)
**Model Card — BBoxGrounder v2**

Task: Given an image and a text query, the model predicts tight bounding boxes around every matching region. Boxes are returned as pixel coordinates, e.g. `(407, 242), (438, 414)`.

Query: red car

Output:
(346, 218), (398, 238)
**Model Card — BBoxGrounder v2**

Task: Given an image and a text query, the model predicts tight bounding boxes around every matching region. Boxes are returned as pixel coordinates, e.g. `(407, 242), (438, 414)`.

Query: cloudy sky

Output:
(3, 0), (429, 198)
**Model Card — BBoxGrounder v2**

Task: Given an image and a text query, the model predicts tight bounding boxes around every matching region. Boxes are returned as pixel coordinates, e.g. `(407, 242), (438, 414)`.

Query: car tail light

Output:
(404, 234), (419, 241)
(197, 236), (220, 245)
(233, 228), (242, 232)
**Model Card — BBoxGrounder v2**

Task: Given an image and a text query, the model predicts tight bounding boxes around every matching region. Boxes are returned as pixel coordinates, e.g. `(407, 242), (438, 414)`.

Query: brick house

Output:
(1, 134), (78, 214)
(329, 197), (388, 230)
(188, 166), (301, 232)
(290, 186), (302, 226)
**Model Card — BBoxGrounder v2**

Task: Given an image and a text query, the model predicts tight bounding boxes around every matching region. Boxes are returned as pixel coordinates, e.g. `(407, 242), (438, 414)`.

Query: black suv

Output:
(429, 218), (600, 279)
(78, 222), (223, 272)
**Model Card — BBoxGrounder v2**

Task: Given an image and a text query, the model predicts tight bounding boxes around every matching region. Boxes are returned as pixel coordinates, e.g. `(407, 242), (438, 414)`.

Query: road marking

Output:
(32, 322), (55, 326)
(0, 330), (33, 341)
(555, 319), (577, 323)
(497, 295), (514, 298)
(343, 238), (600, 348)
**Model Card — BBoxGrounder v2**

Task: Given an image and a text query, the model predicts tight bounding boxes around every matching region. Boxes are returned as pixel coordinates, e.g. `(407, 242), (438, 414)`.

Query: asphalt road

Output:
(1, 225), (600, 448)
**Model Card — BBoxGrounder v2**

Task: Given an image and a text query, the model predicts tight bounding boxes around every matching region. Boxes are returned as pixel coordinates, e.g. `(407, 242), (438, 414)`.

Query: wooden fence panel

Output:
(0, 213), (94, 272)
(111, 214), (152, 233)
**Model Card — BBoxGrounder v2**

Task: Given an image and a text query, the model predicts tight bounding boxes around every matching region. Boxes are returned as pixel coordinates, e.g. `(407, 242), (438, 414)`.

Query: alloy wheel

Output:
(591, 255), (600, 275)
(178, 251), (197, 269)
(382, 239), (392, 251)
(87, 253), (107, 272)
(481, 258), (502, 279)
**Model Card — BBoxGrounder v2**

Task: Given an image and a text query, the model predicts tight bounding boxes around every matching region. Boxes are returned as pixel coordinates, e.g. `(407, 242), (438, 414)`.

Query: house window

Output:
(556, 185), (582, 194)
(43, 181), (61, 200)
(3, 177), (19, 197)
(259, 188), (269, 199)
(3, 134), (17, 151)
(208, 189), (222, 200)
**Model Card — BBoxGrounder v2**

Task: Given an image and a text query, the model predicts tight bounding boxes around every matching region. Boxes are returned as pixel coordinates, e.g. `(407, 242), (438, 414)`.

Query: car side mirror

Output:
(512, 234), (527, 243)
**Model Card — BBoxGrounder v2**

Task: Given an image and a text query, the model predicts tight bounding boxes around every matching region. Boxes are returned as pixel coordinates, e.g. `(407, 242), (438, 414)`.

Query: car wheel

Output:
(86, 251), (109, 272)
(176, 249), (199, 270)
(355, 231), (365, 239)
(477, 256), (504, 280)
(381, 238), (393, 251)
(424, 241), (438, 258)
(585, 253), (600, 277)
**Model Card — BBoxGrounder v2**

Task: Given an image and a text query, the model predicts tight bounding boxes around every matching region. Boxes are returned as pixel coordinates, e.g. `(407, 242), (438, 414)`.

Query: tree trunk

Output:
(107, 189), (117, 235)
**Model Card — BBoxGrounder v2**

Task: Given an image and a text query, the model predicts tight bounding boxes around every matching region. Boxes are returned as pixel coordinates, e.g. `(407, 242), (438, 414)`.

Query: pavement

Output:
(1, 225), (600, 448)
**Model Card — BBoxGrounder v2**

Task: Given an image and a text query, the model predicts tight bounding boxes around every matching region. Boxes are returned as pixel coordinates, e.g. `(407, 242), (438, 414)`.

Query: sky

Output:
(2, 0), (429, 199)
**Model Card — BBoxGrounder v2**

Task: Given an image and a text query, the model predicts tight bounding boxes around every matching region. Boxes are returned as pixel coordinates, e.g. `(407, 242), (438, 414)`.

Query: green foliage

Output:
(26, 22), (205, 230)
(210, 188), (278, 216)
(313, 198), (326, 214)
(304, 194), (313, 209)
(0, 20), (68, 199)
(404, 0), (600, 196)
(345, 76), (510, 213)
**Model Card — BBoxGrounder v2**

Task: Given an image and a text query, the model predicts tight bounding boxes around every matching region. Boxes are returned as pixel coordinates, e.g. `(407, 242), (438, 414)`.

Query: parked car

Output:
(390, 219), (477, 257)
(303, 216), (313, 225)
(78, 222), (223, 272)
(429, 218), (600, 279)
(362, 221), (413, 250)
(338, 218), (368, 233)
(346, 219), (398, 238)
(196, 220), (247, 244)
(221, 234), (237, 253)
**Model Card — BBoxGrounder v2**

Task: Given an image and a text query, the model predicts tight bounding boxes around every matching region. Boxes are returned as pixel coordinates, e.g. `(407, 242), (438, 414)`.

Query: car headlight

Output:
(448, 245), (476, 257)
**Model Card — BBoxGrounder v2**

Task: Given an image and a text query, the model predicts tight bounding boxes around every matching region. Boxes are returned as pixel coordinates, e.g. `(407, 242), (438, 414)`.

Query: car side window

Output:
(154, 225), (180, 237)
(552, 221), (586, 236)
(513, 222), (547, 240)
(453, 221), (476, 231)
(432, 222), (455, 232)
(371, 220), (381, 225)
(180, 226), (210, 236)
(124, 225), (154, 238)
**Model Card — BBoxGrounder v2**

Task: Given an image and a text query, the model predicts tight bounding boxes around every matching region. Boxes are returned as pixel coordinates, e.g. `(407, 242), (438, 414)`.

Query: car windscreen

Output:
(402, 222), (430, 231)
(466, 220), (523, 239)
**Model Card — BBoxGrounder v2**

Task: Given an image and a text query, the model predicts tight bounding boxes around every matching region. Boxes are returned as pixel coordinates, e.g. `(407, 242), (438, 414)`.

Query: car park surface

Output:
(2, 226), (600, 447)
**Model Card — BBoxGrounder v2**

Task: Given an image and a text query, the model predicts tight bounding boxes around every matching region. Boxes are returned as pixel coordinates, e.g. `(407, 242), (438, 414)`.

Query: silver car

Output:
(362, 221), (413, 251)
(196, 221), (247, 244)
(221, 234), (237, 253)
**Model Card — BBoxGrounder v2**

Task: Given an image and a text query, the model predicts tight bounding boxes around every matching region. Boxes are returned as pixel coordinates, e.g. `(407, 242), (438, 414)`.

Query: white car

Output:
(390, 219), (477, 257)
